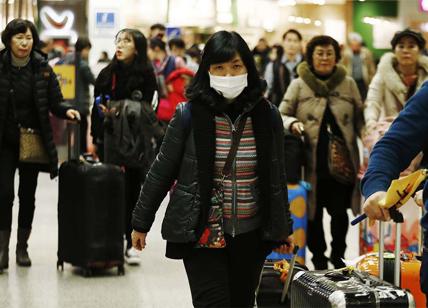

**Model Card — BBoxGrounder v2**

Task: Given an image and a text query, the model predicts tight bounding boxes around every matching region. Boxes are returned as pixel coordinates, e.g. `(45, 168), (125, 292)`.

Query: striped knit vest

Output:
(213, 115), (259, 219)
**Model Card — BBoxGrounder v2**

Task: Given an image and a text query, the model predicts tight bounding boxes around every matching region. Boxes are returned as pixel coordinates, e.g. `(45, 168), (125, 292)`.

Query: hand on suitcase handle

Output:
(131, 230), (147, 251)
(362, 191), (390, 226)
(272, 235), (295, 255)
(290, 121), (305, 136)
(66, 109), (81, 122)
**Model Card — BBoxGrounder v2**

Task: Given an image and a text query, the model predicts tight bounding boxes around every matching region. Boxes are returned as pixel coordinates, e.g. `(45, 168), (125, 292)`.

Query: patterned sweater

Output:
(214, 114), (262, 236)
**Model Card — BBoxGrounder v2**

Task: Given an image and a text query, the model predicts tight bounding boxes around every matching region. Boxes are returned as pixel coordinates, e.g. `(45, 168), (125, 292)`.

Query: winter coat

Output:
(132, 97), (293, 259)
(0, 49), (70, 178)
(341, 46), (376, 87)
(279, 62), (365, 220)
(364, 52), (428, 126)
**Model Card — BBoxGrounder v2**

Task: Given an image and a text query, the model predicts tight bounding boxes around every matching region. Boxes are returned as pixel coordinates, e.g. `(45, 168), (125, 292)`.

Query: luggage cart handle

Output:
(378, 209), (404, 287)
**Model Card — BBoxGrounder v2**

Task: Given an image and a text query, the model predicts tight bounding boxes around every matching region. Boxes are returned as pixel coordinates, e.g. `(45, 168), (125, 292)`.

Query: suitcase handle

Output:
(66, 120), (80, 161)
(281, 245), (300, 303)
(352, 204), (404, 225)
(378, 208), (404, 287)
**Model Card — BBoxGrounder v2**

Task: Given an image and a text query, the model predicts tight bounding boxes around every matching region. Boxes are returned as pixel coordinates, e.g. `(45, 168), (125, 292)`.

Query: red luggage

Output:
(357, 211), (426, 307)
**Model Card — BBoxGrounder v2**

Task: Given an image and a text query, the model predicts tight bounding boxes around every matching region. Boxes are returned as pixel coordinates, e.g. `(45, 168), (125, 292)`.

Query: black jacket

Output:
(268, 59), (302, 107)
(132, 98), (293, 259)
(91, 61), (158, 145)
(0, 49), (70, 178)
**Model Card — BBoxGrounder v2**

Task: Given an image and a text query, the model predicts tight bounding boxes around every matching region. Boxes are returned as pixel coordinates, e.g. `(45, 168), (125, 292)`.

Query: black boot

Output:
(16, 228), (32, 267)
(312, 255), (329, 270)
(0, 230), (11, 272)
(330, 255), (346, 269)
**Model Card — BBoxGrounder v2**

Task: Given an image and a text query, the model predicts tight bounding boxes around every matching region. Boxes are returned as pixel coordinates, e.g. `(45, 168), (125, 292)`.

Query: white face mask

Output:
(209, 73), (248, 100)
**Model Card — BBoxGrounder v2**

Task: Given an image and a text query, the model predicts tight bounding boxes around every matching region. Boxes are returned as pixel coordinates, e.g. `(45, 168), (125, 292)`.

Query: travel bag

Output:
(256, 246), (304, 307)
(57, 122), (126, 277)
(290, 267), (414, 307)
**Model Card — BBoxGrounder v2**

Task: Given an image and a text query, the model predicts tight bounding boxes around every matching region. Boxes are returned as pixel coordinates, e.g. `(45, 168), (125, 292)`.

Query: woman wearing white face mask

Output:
(131, 31), (294, 307)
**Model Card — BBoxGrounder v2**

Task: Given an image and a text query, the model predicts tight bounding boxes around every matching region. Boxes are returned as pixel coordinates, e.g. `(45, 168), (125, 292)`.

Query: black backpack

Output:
(104, 99), (164, 169)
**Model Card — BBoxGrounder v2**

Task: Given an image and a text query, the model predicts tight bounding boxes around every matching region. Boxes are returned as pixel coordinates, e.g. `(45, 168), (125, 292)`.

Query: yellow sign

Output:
(53, 65), (75, 100)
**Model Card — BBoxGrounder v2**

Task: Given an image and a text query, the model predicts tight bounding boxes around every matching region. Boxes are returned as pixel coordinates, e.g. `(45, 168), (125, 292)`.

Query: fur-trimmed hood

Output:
(377, 52), (428, 98)
(297, 61), (347, 97)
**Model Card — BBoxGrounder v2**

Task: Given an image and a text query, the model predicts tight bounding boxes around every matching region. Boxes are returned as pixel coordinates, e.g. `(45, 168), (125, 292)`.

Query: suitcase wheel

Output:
(117, 265), (125, 276)
(83, 268), (93, 277)
(57, 260), (64, 272)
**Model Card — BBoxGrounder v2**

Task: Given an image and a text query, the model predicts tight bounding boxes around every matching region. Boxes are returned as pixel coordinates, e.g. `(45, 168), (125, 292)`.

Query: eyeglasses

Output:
(114, 38), (132, 46)
(314, 51), (335, 59)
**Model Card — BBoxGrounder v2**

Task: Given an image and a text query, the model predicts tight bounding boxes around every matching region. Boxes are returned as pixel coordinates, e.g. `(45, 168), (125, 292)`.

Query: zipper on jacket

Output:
(223, 113), (242, 238)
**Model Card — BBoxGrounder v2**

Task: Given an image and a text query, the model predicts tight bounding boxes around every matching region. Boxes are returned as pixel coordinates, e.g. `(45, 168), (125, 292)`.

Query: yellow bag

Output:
(19, 127), (49, 164)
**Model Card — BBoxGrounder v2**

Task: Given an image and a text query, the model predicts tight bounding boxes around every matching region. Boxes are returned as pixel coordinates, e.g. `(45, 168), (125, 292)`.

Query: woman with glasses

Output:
(0, 19), (80, 272)
(131, 31), (294, 307)
(90, 28), (158, 266)
(279, 35), (364, 270)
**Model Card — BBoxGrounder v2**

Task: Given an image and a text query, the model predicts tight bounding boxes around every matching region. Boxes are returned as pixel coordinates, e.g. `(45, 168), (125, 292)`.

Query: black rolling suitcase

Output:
(256, 246), (305, 307)
(57, 122), (126, 276)
(290, 268), (415, 307)
(256, 261), (288, 307)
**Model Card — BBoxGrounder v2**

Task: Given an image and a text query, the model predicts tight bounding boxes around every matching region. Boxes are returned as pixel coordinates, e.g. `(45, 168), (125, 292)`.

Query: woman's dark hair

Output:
(186, 31), (264, 103)
(1, 18), (40, 51)
(305, 35), (341, 68)
(75, 36), (92, 53)
(109, 28), (150, 69)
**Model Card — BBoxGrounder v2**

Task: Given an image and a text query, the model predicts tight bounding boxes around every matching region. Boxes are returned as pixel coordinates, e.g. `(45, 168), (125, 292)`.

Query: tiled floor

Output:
(0, 173), (359, 308)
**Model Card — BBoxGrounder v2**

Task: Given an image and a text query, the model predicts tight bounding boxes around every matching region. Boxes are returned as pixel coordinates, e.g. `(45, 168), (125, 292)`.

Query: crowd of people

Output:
(0, 17), (427, 307)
